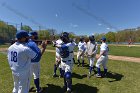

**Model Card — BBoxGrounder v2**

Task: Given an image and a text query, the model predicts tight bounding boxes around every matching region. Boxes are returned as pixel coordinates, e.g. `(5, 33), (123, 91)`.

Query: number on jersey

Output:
(11, 51), (17, 62)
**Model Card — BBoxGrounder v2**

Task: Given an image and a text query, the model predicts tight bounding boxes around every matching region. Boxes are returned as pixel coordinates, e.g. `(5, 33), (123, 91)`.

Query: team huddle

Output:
(7, 30), (109, 93)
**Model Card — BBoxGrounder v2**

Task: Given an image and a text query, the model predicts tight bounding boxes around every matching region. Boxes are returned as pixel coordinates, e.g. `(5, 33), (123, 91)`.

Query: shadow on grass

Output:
(37, 83), (98, 93)
(41, 84), (64, 93)
(72, 72), (87, 79)
(106, 71), (124, 82)
(72, 83), (98, 93)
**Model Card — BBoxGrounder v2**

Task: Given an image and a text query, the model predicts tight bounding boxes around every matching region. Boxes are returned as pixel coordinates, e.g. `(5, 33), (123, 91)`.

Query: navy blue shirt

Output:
(27, 39), (41, 62)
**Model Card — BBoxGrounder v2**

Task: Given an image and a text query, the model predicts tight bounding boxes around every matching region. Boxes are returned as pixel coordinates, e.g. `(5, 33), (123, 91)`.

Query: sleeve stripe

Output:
(32, 54), (38, 60)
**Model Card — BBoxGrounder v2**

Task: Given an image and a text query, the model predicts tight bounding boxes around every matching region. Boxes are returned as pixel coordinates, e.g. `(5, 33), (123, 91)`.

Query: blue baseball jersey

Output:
(27, 39), (41, 62)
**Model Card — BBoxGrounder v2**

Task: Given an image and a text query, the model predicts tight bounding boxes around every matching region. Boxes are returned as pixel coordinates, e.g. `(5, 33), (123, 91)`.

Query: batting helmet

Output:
(16, 30), (29, 39)
(89, 35), (95, 41)
(79, 36), (84, 42)
(60, 32), (69, 43)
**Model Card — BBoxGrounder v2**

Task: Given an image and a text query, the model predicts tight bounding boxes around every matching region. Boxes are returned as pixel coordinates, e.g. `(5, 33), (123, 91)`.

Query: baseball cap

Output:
(101, 37), (106, 41)
(16, 30), (29, 39)
(29, 31), (38, 36)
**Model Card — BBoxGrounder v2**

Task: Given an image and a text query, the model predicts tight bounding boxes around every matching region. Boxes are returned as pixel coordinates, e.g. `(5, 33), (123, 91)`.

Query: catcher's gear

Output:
(59, 45), (69, 58)
(60, 32), (69, 43)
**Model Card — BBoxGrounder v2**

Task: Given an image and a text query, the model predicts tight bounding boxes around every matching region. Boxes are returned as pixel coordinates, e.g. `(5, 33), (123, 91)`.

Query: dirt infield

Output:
(0, 48), (139, 63)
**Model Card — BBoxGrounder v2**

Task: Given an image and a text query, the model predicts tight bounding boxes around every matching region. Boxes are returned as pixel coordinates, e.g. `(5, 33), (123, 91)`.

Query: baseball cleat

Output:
(95, 74), (102, 78)
(67, 88), (71, 93)
(36, 87), (43, 93)
(88, 72), (91, 78)
(52, 73), (57, 77)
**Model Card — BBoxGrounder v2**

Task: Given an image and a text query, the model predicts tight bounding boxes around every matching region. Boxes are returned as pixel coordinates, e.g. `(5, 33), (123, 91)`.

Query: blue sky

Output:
(0, 0), (140, 35)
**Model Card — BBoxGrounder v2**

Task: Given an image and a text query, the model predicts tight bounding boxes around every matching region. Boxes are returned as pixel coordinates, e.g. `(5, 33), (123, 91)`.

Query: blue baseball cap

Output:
(29, 31), (38, 37)
(16, 30), (29, 39)
(101, 37), (106, 41)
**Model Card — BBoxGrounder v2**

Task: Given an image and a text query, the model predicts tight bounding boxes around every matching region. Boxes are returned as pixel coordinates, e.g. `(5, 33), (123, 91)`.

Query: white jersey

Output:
(86, 41), (97, 57)
(70, 42), (77, 58)
(55, 39), (63, 54)
(7, 42), (37, 73)
(100, 43), (109, 56)
(78, 42), (86, 51)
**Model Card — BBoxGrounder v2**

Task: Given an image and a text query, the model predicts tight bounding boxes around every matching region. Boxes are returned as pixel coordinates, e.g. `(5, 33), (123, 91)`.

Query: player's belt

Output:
(62, 60), (71, 63)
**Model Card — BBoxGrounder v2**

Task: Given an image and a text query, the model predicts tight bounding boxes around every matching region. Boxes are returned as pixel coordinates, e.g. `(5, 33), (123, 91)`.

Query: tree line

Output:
(0, 20), (140, 44)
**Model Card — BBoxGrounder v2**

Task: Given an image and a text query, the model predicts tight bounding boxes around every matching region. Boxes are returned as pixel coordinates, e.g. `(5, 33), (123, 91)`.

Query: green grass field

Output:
(46, 44), (140, 58)
(108, 45), (140, 58)
(0, 44), (140, 58)
(0, 51), (140, 93)
(0, 44), (10, 48)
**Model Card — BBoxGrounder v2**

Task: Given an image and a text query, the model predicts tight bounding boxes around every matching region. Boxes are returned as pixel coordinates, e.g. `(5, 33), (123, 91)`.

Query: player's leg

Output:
(32, 63), (42, 92)
(88, 57), (95, 78)
(72, 53), (76, 64)
(59, 62), (65, 78)
(12, 72), (19, 93)
(61, 62), (67, 89)
(53, 57), (59, 77)
(77, 51), (81, 66)
(102, 56), (108, 76)
(96, 56), (104, 77)
(63, 63), (73, 92)
(64, 72), (72, 92)
(73, 57), (75, 64)
(53, 53), (61, 77)
(81, 54), (85, 67)
(18, 71), (30, 93)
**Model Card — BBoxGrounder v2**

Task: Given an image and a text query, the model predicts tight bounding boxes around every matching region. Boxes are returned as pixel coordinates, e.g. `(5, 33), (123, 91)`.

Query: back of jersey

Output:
(78, 42), (86, 51)
(100, 43), (109, 56)
(7, 42), (37, 73)
(86, 41), (97, 57)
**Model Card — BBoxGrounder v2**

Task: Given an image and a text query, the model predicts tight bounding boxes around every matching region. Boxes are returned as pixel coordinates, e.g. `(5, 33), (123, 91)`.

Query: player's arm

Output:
(26, 47), (38, 60)
(96, 47), (106, 59)
(92, 44), (98, 55)
(40, 40), (47, 56)
(98, 51), (105, 57)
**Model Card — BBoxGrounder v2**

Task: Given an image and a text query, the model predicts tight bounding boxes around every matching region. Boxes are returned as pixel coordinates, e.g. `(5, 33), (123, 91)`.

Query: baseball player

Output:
(77, 37), (86, 67)
(96, 37), (109, 78)
(28, 31), (47, 93)
(55, 32), (74, 93)
(52, 37), (63, 78)
(85, 35), (98, 78)
(69, 38), (77, 64)
(7, 30), (37, 93)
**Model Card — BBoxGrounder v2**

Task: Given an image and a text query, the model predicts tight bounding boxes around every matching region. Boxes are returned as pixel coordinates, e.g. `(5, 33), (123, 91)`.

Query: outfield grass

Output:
(0, 52), (140, 93)
(108, 45), (140, 57)
(0, 44), (140, 58)
(0, 44), (10, 48)
(46, 44), (140, 58)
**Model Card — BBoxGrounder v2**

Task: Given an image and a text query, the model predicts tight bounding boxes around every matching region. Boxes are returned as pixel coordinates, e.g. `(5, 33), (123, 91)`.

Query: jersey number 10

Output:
(11, 51), (17, 62)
